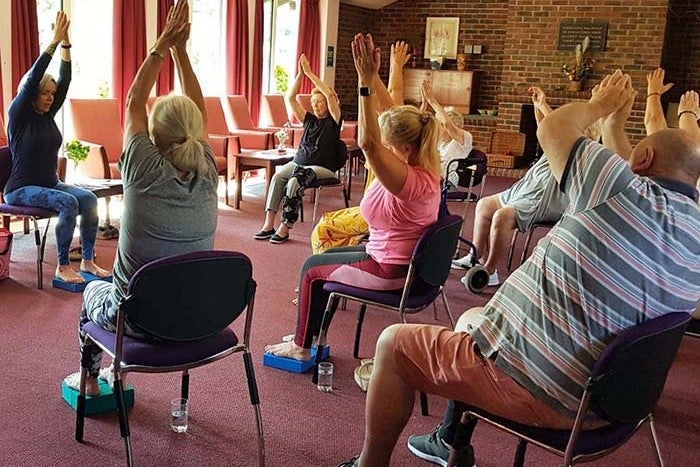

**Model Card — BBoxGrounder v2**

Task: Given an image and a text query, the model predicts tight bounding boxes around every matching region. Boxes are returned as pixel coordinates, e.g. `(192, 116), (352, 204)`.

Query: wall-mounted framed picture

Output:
(424, 17), (460, 59)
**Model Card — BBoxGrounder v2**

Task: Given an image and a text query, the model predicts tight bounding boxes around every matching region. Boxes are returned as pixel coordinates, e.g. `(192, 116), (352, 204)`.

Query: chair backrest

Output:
(589, 312), (690, 424)
(204, 97), (230, 135)
(224, 95), (256, 130)
(68, 99), (123, 162)
(260, 94), (290, 127)
(489, 131), (526, 156)
(296, 94), (313, 113)
(410, 215), (463, 288)
(0, 145), (10, 195)
(121, 250), (256, 341)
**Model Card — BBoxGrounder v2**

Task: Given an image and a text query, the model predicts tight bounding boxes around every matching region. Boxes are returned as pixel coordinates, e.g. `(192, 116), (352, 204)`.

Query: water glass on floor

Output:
(317, 362), (334, 392)
(171, 398), (189, 433)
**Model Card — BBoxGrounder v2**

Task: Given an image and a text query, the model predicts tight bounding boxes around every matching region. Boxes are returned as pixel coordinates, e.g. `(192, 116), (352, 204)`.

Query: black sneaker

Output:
(337, 455), (359, 467)
(407, 425), (475, 467)
(253, 229), (276, 240)
(269, 233), (289, 244)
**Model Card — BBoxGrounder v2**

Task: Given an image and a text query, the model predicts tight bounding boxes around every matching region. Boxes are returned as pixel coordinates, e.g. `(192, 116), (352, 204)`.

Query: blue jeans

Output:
(4, 182), (99, 265)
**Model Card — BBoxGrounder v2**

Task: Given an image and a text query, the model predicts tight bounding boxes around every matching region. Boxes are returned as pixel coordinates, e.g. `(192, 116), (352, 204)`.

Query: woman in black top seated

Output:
(254, 54), (343, 244)
(4, 11), (109, 284)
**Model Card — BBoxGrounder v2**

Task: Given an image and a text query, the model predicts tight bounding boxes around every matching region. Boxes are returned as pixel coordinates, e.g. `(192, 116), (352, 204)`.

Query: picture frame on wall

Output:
(424, 17), (460, 59)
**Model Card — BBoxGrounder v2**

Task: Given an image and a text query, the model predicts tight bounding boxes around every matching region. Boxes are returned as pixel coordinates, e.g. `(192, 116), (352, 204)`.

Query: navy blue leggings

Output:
(4, 182), (99, 265)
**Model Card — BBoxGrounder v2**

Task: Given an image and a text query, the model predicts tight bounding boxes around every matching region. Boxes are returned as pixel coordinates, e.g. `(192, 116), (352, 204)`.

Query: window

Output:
(36, 0), (113, 98)
(263, 0), (300, 94)
(189, 0), (226, 95)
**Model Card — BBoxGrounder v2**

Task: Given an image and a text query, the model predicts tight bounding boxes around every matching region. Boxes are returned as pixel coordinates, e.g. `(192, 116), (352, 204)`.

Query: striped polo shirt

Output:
(471, 137), (700, 417)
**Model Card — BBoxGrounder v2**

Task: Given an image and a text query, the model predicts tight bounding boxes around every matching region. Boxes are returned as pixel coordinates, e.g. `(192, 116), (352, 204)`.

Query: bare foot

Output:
(81, 259), (111, 278)
(276, 223), (290, 238)
(56, 265), (85, 284)
(64, 372), (100, 396)
(264, 341), (311, 360)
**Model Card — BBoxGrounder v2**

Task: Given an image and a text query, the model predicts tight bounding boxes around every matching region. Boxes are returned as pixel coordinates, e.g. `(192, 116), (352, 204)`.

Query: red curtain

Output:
(0, 43), (4, 117)
(225, 0), (249, 96)
(295, 0), (320, 94)
(113, 0), (147, 123)
(156, 0), (175, 95)
(249, 0), (264, 125)
(10, 0), (39, 97)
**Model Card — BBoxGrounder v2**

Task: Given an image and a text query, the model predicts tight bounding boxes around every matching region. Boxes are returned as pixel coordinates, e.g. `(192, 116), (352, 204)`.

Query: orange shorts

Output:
(392, 324), (574, 429)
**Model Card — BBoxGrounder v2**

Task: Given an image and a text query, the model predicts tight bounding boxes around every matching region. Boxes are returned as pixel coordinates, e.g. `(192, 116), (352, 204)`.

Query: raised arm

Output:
(600, 85), (637, 159)
(124, 0), (189, 144)
(9, 11), (70, 118)
(422, 80), (468, 143)
(528, 86), (552, 124)
(170, 23), (207, 139)
(388, 41), (410, 106)
(353, 33), (408, 194)
(299, 54), (341, 124)
(537, 70), (635, 182)
(644, 68), (673, 135)
(678, 90), (700, 140)
(287, 58), (306, 123)
(51, 12), (72, 116)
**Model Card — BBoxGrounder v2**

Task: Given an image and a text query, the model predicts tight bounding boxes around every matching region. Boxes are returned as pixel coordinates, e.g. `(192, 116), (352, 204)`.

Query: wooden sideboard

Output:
(403, 69), (479, 115)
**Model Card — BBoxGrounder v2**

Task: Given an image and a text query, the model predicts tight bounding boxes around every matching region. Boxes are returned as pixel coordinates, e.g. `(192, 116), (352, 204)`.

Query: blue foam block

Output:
(52, 272), (112, 292)
(262, 345), (331, 373)
(61, 379), (135, 415)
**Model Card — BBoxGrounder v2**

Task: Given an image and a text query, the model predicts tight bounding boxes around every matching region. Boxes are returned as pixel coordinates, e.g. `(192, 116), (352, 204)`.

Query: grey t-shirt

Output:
(110, 133), (219, 306)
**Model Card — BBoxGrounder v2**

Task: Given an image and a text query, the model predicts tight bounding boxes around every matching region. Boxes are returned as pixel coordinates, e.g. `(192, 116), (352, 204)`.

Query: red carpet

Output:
(0, 175), (698, 466)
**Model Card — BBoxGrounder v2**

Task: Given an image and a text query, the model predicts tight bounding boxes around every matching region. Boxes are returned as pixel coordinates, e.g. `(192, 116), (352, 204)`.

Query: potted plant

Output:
(65, 139), (89, 168)
(562, 36), (594, 92)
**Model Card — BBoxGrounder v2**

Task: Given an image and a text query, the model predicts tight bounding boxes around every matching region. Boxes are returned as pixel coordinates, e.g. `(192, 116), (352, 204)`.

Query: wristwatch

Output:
(149, 46), (164, 60)
(359, 87), (374, 97)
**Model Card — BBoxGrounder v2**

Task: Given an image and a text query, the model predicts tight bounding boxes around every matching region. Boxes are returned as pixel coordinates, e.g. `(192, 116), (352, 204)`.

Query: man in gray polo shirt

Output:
(338, 70), (700, 467)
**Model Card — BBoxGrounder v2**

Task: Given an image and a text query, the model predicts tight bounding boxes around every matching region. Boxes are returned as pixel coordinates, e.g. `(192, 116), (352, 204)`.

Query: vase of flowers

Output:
(562, 36), (594, 91)
(275, 128), (289, 154)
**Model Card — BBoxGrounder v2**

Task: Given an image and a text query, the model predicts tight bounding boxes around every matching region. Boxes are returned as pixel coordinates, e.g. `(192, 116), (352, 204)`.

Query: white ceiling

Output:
(340, 0), (398, 9)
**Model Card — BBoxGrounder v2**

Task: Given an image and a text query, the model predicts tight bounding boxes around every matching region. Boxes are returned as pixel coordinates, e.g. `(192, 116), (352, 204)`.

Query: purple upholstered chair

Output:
(446, 312), (690, 467)
(75, 250), (264, 467)
(0, 145), (58, 289)
(311, 215), (463, 413)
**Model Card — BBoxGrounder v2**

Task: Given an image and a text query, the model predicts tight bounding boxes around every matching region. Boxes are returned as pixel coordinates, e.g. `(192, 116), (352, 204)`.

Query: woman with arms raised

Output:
(4, 11), (109, 283)
(264, 33), (442, 360)
(254, 54), (345, 244)
(64, 0), (219, 395)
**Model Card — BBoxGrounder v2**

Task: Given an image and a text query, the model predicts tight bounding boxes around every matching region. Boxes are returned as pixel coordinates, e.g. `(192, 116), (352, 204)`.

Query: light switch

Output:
(473, 45), (483, 54)
(463, 44), (473, 54)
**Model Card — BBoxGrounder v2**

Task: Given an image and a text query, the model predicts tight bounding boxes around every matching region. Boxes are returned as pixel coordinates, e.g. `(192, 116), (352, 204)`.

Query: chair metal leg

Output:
(419, 391), (429, 416)
(519, 228), (536, 267)
(313, 294), (340, 383)
(181, 369), (190, 401)
(243, 351), (266, 467)
(312, 188), (321, 225)
(513, 439), (527, 467)
(113, 378), (133, 467)
(648, 417), (665, 467)
(75, 367), (88, 442)
(506, 230), (518, 272)
(353, 304), (367, 358)
(440, 291), (456, 329)
(34, 217), (51, 290)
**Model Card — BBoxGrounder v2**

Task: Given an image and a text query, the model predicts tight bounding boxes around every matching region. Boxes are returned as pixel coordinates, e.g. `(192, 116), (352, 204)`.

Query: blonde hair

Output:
(17, 73), (55, 95)
(378, 105), (441, 176)
(148, 95), (206, 174)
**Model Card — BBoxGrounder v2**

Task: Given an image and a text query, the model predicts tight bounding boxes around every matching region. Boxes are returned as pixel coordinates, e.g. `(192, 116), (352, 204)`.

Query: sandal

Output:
(354, 358), (374, 392)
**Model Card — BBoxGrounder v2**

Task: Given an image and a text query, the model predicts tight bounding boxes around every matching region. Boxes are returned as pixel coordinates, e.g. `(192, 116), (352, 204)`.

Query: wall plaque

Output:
(558, 21), (608, 51)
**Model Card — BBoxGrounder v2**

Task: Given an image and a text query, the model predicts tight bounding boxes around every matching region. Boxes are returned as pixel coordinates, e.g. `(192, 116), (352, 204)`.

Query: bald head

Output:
(630, 128), (700, 186)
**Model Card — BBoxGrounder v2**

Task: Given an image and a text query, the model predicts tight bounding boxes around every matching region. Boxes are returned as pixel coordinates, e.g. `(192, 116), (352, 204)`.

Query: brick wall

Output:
(335, 0), (697, 148)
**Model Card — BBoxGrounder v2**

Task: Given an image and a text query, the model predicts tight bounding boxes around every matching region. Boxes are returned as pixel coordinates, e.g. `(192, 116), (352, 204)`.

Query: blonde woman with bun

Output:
(65, 0), (218, 396)
(264, 33), (442, 361)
